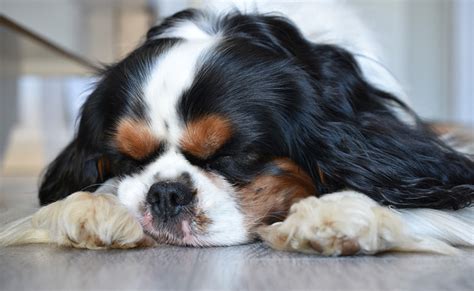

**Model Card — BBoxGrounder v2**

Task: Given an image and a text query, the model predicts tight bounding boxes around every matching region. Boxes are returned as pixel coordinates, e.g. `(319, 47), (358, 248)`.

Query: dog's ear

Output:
(248, 15), (474, 209)
(297, 43), (474, 210)
(39, 82), (112, 205)
(38, 140), (110, 205)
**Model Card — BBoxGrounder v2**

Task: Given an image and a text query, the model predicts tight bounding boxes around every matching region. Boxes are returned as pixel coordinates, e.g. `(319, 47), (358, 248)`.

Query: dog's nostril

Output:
(146, 181), (194, 221)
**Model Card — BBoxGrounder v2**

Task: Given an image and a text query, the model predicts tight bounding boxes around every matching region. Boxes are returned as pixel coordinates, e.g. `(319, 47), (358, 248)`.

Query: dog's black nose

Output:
(146, 181), (194, 221)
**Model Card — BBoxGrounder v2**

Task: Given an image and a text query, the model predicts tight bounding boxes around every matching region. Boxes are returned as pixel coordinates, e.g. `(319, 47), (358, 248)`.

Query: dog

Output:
(1, 3), (473, 256)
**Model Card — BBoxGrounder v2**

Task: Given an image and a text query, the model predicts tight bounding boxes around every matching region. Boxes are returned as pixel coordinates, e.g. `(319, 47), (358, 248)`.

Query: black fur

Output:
(40, 9), (474, 210)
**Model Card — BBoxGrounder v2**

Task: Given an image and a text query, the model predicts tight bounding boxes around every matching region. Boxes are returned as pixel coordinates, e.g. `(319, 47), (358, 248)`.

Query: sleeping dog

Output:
(1, 3), (473, 255)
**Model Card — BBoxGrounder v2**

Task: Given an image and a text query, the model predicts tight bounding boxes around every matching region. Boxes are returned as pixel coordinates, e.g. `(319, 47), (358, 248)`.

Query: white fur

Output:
(398, 207), (474, 247)
(152, 20), (214, 41)
(259, 191), (473, 256)
(144, 38), (216, 144)
(0, 192), (153, 249)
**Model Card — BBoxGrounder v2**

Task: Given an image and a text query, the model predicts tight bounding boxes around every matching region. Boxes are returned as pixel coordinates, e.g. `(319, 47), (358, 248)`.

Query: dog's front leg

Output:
(0, 192), (155, 249)
(257, 190), (461, 256)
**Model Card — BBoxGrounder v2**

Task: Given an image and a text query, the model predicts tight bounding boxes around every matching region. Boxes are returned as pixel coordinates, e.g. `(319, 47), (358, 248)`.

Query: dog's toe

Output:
(35, 192), (153, 249)
(258, 192), (412, 256)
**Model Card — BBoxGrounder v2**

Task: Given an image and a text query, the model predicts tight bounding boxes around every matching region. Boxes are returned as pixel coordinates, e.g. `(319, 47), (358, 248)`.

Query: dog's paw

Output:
(257, 191), (411, 256)
(32, 192), (156, 249)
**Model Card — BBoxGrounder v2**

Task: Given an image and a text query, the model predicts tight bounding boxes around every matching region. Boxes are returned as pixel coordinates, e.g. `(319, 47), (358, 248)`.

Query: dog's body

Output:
(1, 2), (473, 255)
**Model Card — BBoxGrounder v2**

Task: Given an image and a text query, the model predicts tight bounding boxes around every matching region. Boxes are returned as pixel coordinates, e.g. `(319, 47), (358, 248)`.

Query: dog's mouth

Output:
(139, 204), (210, 246)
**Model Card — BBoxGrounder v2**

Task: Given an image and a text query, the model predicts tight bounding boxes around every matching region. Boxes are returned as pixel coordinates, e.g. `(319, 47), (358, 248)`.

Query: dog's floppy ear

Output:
(38, 140), (110, 205)
(248, 15), (474, 209)
(296, 43), (474, 210)
(39, 81), (113, 205)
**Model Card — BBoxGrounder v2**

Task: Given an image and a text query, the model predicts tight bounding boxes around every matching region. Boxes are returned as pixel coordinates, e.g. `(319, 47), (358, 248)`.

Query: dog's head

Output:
(39, 9), (474, 246)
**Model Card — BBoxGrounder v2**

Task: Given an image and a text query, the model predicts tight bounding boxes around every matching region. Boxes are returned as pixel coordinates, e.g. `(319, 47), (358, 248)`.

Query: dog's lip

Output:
(139, 208), (201, 246)
(180, 220), (195, 244)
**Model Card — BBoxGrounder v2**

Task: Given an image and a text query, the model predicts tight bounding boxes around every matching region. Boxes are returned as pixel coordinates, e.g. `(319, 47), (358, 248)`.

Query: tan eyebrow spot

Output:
(115, 118), (160, 160)
(180, 115), (233, 159)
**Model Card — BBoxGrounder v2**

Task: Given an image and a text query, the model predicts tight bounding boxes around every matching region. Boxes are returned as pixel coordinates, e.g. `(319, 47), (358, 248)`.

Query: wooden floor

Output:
(1, 177), (474, 291)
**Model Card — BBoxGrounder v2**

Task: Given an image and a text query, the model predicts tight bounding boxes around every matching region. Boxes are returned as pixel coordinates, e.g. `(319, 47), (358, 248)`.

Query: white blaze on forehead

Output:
(154, 21), (214, 40)
(144, 38), (216, 145)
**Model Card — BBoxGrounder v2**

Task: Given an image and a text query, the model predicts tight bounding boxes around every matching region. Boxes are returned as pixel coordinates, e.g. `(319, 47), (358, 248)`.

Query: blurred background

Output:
(0, 0), (473, 201)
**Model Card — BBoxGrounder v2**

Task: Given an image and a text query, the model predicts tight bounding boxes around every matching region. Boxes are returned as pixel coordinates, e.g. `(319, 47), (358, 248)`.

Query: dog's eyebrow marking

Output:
(115, 118), (160, 160)
(180, 115), (233, 160)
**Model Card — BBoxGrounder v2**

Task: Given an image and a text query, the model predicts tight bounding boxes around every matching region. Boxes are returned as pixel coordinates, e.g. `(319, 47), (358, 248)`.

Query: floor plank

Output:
(1, 177), (474, 291)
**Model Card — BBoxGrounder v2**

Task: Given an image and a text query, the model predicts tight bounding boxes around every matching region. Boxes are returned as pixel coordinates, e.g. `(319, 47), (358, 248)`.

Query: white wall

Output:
(453, 0), (474, 127)
(1, 0), (84, 58)
(349, 0), (455, 122)
(1, 0), (151, 64)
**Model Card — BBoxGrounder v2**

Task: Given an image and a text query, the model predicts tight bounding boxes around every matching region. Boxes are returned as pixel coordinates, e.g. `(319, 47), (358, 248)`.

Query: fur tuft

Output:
(398, 207), (474, 247)
(0, 216), (50, 247)
(0, 192), (155, 249)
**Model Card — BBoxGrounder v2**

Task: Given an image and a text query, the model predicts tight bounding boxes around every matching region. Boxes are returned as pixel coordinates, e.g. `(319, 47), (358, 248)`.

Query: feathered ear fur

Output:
(306, 44), (474, 209)
(287, 39), (474, 209)
(38, 140), (107, 205)
(223, 13), (474, 210)
(38, 81), (113, 205)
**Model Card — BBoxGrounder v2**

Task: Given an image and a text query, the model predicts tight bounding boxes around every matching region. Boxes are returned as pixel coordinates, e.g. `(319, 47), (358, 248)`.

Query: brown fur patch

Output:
(97, 157), (110, 181)
(115, 119), (160, 160)
(341, 239), (360, 256)
(238, 158), (316, 229)
(194, 212), (212, 232)
(109, 236), (156, 249)
(92, 237), (106, 248)
(317, 166), (326, 185)
(180, 115), (233, 159)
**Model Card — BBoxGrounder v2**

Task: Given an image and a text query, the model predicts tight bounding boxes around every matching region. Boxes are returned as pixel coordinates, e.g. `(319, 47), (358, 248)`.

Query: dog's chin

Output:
(140, 209), (209, 247)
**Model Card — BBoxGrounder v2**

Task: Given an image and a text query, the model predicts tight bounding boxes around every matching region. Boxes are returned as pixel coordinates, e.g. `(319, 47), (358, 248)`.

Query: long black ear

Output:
(38, 139), (108, 205)
(297, 43), (474, 210)
(248, 14), (474, 209)
(38, 78), (113, 205)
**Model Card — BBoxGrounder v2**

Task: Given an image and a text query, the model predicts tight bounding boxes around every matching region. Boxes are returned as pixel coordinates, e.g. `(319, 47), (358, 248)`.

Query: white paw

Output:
(258, 191), (409, 256)
(32, 192), (155, 249)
